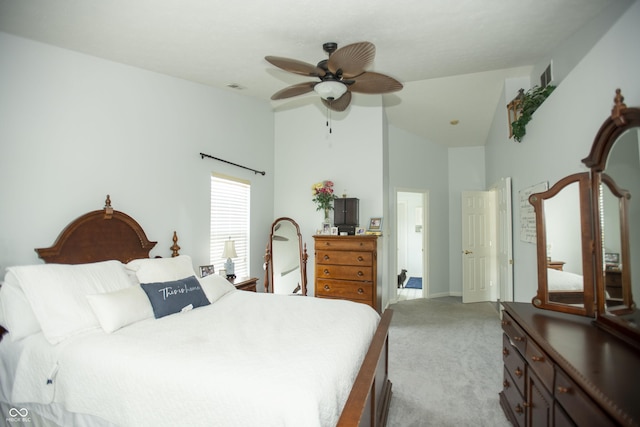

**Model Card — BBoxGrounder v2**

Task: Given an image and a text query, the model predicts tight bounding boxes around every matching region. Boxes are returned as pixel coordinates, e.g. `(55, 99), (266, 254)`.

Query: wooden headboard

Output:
(0, 195), (179, 339)
(35, 195), (164, 264)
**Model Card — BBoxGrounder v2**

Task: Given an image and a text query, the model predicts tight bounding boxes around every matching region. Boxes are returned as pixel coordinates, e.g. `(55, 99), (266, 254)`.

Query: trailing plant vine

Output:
(511, 85), (556, 142)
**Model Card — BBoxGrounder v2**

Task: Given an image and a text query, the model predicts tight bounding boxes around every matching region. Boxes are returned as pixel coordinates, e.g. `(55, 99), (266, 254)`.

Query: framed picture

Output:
(199, 265), (215, 277)
(604, 252), (620, 266)
(368, 217), (383, 231)
(355, 227), (366, 235)
(322, 222), (331, 235)
(330, 226), (339, 235)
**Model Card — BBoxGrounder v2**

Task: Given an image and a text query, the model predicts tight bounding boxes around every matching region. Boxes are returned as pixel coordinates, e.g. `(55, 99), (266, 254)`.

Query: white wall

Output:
(2, 1), (638, 304)
(273, 97), (388, 302)
(448, 146), (486, 296)
(0, 32), (275, 278)
(388, 125), (449, 297)
(485, 1), (640, 301)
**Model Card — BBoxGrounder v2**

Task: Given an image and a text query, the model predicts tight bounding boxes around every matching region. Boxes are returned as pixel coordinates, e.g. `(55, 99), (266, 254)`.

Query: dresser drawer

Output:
(555, 368), (616, 427)
(502, 367), (526, 427)
(316, 279), (373, 302)
(316, 265), (373, 281)
(316, 250), (373, 266)
(501, 311), (527, 355)
(525, 338), (554, 393)
(503, 333), (526, 396)
(314, 237), (377, 251)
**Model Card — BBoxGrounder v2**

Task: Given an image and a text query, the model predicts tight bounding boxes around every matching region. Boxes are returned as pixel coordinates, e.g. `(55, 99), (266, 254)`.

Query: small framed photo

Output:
(368, 217), (383, 231)
(322, 222), (331, 235)
(604, 252), (620, 269)
(330, 226), (339, 235)
(199, 265), (215, 277)
(355, 227), (366, 235)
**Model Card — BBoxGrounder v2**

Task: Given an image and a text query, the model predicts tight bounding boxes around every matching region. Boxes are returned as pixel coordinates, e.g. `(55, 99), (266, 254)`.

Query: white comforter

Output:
(547, 268), (584, 291)
(5, 291), (379, 427)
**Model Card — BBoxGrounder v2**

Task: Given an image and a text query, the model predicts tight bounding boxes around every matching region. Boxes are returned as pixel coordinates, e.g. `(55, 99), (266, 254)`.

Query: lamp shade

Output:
(314, 81), (348, 100)
(222, 240), (237, 259)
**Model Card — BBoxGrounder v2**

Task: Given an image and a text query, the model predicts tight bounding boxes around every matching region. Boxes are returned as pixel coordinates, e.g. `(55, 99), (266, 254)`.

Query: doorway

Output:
(396, 190), (428, 301)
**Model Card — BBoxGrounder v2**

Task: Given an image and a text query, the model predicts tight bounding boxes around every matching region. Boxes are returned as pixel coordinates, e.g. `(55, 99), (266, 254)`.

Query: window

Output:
(210, 173), (250, 277)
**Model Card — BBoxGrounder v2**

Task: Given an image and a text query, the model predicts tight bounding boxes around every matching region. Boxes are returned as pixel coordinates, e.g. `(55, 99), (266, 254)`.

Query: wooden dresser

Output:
(500, 302), (640, 427)
(313, 235), (379, 312)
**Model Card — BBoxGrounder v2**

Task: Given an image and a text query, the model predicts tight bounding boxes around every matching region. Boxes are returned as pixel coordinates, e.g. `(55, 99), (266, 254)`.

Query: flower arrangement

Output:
(311, 180), (338, 216)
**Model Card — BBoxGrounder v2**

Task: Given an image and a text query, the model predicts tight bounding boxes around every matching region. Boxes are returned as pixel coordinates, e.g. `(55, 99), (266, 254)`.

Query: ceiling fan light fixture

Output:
(314, 81), (347, 101)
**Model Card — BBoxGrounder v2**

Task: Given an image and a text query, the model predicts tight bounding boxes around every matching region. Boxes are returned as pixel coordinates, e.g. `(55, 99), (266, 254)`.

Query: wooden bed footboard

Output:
(338, 308), (393, 427)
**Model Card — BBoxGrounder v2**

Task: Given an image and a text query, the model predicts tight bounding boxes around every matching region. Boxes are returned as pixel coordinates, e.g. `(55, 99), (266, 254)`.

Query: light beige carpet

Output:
(385, 297), (511, 427)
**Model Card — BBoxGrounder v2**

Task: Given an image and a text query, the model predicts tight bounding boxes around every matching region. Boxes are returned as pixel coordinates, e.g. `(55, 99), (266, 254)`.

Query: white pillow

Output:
(8, 260), (133, 344)
(87, 285), (154, 333)
(0, 282), (5, 330)
(0, 271), (42, 341)
(126, 255), (196, 284)
(198, 274), (236, 303)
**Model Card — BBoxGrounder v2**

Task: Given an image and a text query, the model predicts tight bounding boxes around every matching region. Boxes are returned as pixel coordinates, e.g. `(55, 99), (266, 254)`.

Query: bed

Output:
(547, 267), (585, 304)
(0, 195), (392, 427)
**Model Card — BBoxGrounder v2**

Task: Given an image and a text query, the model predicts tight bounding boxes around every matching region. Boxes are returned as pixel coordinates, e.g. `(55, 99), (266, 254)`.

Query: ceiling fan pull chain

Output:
(326, 105), (332, 134)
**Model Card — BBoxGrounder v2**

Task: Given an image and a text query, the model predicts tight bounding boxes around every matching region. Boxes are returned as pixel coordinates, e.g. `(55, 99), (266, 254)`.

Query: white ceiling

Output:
(0, 0), (614, 147)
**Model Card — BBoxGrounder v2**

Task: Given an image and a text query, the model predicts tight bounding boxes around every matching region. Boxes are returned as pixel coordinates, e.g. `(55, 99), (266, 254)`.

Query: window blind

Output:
(210, 173), (250, 277)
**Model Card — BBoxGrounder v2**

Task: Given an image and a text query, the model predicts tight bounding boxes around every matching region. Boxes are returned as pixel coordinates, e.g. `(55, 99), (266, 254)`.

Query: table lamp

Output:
(222, 239), (237, 279)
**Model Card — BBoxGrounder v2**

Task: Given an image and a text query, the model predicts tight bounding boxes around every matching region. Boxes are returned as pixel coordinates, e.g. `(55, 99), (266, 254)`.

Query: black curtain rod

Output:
(199, 153), (266, 176)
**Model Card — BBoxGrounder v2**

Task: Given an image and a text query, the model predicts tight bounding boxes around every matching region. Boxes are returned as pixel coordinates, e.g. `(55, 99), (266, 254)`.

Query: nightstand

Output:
(229, 276), (258, 292)
(547, 260), (565, 271)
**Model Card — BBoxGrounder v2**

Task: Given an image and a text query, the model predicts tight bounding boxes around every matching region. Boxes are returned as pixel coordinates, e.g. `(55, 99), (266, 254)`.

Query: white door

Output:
(462, 191), (496, 303)
(494, 178), (514, 302)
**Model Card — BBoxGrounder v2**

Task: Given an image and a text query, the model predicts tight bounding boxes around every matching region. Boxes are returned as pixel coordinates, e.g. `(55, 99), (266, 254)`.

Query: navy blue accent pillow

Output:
(141, 275), (210, 319)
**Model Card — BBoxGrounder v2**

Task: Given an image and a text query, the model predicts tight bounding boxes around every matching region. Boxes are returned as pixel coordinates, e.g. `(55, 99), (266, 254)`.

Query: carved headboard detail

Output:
(35, 195), (158, 264)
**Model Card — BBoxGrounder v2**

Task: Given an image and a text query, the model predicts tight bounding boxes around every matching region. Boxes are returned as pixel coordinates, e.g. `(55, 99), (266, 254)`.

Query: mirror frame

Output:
(263, 217), (308, 295)
(582, 90), (640, 345)
(530, 172), (595, 317)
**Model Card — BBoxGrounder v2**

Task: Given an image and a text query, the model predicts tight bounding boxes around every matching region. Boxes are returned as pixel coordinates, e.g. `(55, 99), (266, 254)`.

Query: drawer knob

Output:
(514, 367), (523, 378)
(357, 256), (364, 262)
(501, 320), (508, 326)
(357, 288), (364, 294)
(357, 271), (364, 277)
(503, 380), (510, 388)
(515, 404), (523, 414)
(324, 255), (330, 260)
(502, 347), (509, 356)
(531, 355), (544, 363)
(324, 285), (330, 291)
(513, 336), (524, 342)
(557, 386), (570, 394)
(323, 269), (330, 275)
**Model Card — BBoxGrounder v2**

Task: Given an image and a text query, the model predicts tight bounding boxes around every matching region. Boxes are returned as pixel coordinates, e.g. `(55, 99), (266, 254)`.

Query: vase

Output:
(323, 208), (331, 225)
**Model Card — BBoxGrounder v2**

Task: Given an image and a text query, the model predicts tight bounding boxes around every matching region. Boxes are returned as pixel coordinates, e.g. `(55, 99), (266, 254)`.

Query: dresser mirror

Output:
(264, 217), (308, 295)
(532, 89), (640, 346)
(530, 172), (595, 316)
(594, 125), (639, 340)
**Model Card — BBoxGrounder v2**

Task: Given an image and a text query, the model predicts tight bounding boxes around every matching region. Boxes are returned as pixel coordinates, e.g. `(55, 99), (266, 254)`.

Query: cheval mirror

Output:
(264, 217), (308, 295)
(531, 89), (640, 347)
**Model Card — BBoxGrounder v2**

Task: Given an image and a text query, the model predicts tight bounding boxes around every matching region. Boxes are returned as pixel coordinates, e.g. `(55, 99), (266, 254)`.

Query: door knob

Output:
(463, 250), (473, 255)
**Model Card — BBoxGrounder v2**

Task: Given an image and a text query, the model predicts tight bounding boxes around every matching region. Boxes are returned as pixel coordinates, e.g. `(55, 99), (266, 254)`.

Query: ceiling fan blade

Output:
(265, 56), (325, 77)
(271, 82), (317, 100)
(327, 42), (375, 79)
(322, 91), (352, 112)
(349, 72), (403, 94)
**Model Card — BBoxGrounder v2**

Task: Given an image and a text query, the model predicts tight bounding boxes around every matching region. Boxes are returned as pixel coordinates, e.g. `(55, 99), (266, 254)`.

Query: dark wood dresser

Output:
(313, 235), (379, 312)
(500, 302), (640, 426)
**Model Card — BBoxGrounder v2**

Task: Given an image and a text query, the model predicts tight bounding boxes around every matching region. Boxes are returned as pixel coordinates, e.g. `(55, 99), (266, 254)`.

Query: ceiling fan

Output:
(265, 42), (403, 112)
